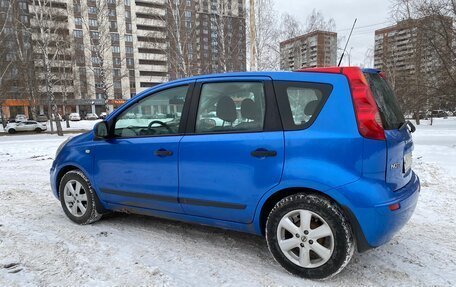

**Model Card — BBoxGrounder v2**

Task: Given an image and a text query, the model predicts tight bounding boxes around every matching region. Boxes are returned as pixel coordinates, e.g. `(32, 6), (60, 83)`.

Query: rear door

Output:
(364, 71), (412, 191)
(178, 77), (284, 223)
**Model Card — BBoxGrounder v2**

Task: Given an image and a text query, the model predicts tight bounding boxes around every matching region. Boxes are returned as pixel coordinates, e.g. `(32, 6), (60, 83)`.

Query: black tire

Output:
(266, 193), (354, 280)
(8, 129), (15, 134)
(59, 170), (103, 224)
(35, 128), (42, 133)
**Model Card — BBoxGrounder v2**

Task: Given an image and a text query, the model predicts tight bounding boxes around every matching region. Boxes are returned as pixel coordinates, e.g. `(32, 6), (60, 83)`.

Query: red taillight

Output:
(297, 66), (385, 140)
(342, 68), (385, 141)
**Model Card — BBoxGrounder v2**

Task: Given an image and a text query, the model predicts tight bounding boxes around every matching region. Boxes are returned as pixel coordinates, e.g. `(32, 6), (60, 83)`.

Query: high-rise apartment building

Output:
(0, 0), (246, 120)
(0, 0), (35, 118)
(374, 16), (453, 77)
(280, 30), (337, 71)
(167, 0), (246, 80)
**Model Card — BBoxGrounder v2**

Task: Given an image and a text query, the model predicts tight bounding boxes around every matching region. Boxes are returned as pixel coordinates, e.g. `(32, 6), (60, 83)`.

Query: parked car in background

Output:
(6, 120), (47, 134)
(36, 114), (48, 122)
(15, 114), (27, 122)
(99, 112), (108, 119)
(431, 110), (448, 118)
(413, 111), (427, 120)
(69, 113), (81, 121)
(85, 113), (99, 120)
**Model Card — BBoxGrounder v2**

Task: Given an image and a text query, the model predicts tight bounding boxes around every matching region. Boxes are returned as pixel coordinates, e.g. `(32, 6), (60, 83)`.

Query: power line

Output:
(337, 21), (392, 32)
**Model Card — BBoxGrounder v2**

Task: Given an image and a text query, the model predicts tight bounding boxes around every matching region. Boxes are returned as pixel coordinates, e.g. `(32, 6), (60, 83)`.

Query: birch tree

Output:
(78, 0), (129, 113)
(30, 0), (67, 135)
(163, 0), (198, 79)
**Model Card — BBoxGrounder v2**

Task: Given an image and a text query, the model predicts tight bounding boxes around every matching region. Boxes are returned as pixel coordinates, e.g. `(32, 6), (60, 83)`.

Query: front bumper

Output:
(50, 164), (59, 199)
(338, 172), (420, 251)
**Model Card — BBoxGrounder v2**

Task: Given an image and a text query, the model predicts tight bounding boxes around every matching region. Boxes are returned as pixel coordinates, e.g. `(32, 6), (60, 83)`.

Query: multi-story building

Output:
(374, 16), (453, 111)
(167, 0), (246, 80)
(0, 0), (35, 120)
(0, 0), (246, 121)
(374, 16), (453, 77)
(280, 30), (337, 71)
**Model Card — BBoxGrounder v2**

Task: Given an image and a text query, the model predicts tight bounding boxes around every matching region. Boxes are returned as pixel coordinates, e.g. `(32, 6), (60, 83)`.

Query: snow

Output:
(1, 119), (456, 286)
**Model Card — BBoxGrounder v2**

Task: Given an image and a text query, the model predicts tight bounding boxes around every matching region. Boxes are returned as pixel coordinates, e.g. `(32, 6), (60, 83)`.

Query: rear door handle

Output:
(251, 148), (277, 158)
(154, 148), (173, 157)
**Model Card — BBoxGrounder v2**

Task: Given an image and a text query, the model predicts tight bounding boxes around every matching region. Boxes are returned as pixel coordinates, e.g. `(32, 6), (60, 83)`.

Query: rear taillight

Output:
(343, 68), (385, 140)
(297, 66), (386, 140)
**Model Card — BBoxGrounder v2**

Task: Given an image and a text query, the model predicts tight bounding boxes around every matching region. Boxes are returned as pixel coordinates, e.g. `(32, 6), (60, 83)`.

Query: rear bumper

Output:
(338, 171), (420, 251)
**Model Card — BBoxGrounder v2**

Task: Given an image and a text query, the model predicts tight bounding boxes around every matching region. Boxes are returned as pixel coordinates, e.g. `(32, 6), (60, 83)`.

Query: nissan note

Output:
(50, 67), (420, 279)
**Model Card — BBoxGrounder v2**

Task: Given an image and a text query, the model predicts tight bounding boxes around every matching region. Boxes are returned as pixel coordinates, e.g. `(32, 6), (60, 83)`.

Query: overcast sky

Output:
(273, 0), (395, 67)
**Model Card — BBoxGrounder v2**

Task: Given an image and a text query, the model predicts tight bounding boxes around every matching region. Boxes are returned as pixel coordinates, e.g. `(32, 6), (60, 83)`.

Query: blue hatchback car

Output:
(51, 67), (420, 279)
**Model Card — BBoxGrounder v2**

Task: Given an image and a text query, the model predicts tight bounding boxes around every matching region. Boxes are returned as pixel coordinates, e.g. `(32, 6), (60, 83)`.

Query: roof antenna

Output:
(338, 18), (357, 67)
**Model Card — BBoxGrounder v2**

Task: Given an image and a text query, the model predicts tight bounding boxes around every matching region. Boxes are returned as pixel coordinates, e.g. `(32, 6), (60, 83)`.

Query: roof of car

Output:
(163, 67), (381, 87)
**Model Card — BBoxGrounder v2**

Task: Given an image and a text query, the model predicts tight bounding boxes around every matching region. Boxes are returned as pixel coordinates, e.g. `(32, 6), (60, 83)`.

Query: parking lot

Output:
(0, 119), (455, 286)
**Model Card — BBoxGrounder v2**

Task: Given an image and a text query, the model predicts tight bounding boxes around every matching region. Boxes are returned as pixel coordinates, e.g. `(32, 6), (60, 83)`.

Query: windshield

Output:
(364, 72), (405, 130)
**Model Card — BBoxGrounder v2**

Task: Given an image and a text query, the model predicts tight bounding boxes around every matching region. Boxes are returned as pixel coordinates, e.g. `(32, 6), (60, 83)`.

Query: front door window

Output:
(114, 85), (188, 137)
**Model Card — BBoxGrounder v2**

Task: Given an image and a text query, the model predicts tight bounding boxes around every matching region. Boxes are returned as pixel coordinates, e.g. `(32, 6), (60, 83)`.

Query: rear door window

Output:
(194, 82), (266, 133)
(274, 81), (333, 130)
(364, 73), (405, 130)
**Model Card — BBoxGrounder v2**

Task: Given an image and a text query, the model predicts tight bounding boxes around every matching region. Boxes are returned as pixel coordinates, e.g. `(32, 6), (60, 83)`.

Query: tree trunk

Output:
(413, 109), (420, 125)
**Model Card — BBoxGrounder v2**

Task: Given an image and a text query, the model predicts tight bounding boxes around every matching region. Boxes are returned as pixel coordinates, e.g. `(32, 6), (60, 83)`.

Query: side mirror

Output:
(406, 120), (416, 133)
(94, 121), (108, 139)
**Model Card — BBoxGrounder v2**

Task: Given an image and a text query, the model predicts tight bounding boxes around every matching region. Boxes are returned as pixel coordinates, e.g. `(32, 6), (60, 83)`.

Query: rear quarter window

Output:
(274, 81), (333, 130)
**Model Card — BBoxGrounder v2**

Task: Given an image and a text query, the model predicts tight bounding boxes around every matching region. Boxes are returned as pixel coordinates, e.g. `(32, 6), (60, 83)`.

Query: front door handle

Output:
(251, 148), (277, 158)
(154, 148), (173, 157)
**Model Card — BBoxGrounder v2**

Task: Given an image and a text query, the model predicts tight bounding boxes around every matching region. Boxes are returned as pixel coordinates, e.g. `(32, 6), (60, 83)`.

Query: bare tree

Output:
(78, 0), (129, 113)
(30, 0), (67, 135)
(210, 0), (246, 73)
(304, 9), (336, 33)
(279, 13), (304, 42)
(162, 0), (198, 79)
(388, 0), (456, 123)
(247, 0), (280, 71)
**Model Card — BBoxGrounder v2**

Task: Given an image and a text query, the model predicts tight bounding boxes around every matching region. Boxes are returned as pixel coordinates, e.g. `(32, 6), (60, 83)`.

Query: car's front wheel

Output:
(35, 128), (42, 133)
(266, 193), (354, 280)
(8, 129), (15, 134)
(59, 170), (102, 224)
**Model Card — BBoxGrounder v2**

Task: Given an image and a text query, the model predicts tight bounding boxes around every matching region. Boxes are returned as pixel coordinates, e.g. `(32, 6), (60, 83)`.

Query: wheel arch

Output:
(256, 186), (371, 252)
(257, 187), (336, 237)
(56, 165), (81, 196)
(55, 164), (107, 214)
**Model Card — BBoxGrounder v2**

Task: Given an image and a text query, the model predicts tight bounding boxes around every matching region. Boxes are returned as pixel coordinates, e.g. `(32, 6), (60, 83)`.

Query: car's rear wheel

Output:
(8, 129), (15, 134)
(266, 193), (354, 280)
(59, 170), (102, 224)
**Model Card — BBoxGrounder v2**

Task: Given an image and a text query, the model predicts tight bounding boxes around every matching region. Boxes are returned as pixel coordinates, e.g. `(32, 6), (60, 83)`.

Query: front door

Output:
(92, 84), (192, 212)
(179, 78), (284, 223)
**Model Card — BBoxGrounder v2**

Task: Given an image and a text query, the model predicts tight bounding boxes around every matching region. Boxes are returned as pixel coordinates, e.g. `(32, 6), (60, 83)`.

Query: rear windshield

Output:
(364, 73), (405, 130)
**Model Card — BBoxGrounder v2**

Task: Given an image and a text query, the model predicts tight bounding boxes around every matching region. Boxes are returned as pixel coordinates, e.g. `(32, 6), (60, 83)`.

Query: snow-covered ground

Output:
(0, 118), (455, 286)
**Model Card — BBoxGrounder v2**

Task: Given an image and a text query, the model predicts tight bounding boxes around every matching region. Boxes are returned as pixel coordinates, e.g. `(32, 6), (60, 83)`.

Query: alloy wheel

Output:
(277, 209), (334, 268)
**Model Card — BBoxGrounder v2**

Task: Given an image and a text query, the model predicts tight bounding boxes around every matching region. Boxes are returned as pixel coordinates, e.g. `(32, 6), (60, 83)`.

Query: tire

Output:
(59, 170), (103, 224)
(266, 193), (354, 280)
(35, 128), (42, 133)
(8, 129), (15, 134)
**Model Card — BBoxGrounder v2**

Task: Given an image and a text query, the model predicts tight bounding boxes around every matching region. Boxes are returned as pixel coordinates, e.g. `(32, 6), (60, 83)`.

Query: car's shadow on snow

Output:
(98, 211), (274, 259)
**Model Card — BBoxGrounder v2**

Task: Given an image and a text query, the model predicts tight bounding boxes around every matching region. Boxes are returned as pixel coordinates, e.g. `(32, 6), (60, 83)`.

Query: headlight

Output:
(55, 137), (72, 158)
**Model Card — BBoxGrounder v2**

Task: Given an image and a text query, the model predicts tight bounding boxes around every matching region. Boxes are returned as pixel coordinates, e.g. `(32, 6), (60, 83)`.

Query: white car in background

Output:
(5, 120), (47, 134)
(69, 113), (81, 121)
(85, 113), (99, 120)
(15, 114), (27, 122)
